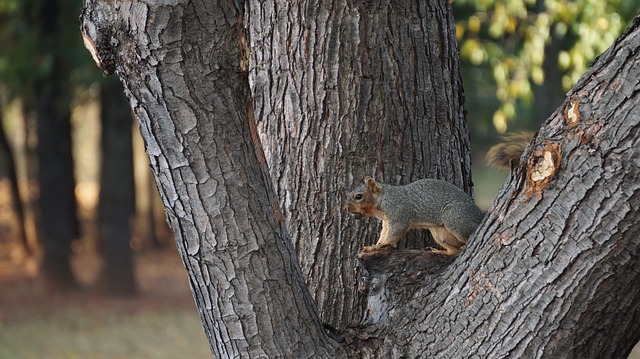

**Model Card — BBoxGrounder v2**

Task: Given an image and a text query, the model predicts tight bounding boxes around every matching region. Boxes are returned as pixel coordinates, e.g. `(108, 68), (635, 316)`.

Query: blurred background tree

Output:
(454, 0), (640, 151)
(0, 0), (88, 290)
(0, 0), (169, 293)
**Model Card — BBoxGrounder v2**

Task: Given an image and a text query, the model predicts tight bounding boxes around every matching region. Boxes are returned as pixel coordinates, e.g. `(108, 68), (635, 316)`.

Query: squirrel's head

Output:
(343, 177), (383, 219)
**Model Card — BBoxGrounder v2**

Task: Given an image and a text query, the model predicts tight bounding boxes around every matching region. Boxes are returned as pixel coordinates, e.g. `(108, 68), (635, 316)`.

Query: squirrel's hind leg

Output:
(427, 226), (464, 255)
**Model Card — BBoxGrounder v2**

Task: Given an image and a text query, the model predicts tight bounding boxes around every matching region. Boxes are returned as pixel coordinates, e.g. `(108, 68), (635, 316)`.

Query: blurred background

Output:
(0, 0), (638, 358)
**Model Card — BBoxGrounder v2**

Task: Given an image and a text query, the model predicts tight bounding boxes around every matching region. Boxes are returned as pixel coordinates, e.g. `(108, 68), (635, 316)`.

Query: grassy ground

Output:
(0, 248), (212, 359)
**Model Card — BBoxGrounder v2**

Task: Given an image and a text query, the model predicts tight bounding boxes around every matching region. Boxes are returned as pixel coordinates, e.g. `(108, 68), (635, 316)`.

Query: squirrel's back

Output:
(378, 179), (481, 224)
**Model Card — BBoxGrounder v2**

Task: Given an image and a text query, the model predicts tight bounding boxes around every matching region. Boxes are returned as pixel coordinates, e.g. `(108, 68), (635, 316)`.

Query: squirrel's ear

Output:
(365, 177), (382, 193)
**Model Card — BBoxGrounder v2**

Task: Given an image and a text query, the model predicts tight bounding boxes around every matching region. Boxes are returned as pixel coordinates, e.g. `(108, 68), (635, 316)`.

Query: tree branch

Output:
(347, 14), (640, 358)
(81, 0), (343, 356)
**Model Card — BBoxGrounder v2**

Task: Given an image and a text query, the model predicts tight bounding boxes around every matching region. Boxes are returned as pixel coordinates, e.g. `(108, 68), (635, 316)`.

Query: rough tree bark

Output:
(81, 0), (640, 357)
(81, 0), (340, 356)
(355, 16), (640, 358)
(247, 0), (471, 328)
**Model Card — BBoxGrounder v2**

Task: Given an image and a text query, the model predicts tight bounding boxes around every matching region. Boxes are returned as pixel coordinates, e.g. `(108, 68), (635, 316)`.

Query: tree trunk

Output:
(36, 82), (79, 290)
(355, 16), (640, 358)
(82, 0), (341, 356)
(35, 0), (80, 291)
(247, 0), (471, 328)
(0, 103), (31, 256)
(132, 123), (168, 250)
(95, 77), (136, 295)
(81, 0), (640, 357)
(532, 28), (565, 123)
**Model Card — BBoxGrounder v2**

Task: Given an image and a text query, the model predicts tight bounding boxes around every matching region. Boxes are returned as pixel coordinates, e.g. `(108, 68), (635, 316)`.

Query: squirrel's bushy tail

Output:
(486, 132), (534, 169)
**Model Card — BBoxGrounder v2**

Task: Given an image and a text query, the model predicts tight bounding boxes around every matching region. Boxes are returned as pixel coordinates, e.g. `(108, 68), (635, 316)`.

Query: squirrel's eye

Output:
(354, 193), (363, 200)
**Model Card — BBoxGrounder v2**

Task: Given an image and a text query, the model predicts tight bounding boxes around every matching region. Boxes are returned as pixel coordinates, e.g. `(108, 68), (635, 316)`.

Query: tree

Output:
(80, 0), (640, 357)
(1, 0), (89, 290)
(36, 70), (79, 290)
(247, 0), (471, 328)
(95, 76), (136, 295)
(0, 103), (30, 256)
(35, 0), (81, 290)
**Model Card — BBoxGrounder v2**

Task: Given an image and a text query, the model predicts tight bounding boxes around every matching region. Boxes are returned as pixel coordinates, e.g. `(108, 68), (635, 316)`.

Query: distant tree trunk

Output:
(0, 104), (31, 256)
(247, 0), (470, 328)
(36, 0), (79, 291)
(533, 29), (565, 123)
(36, 84), (78, 290)
(20, 102), (41, 259)
(95, 77), (136, 295)
(132, 126), (158, 250)
(149, 175), (171, 248)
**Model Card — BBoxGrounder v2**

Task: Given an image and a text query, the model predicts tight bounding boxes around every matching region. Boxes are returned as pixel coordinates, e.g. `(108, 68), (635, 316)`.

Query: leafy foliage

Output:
(0, 0), (99, 105)
(454, 0), (639, 132)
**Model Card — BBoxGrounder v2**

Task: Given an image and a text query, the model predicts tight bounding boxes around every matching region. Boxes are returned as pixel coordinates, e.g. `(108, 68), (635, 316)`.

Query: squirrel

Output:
(486, 131), (534, 170)
(344, 177), (484, 255)
(344, 132), (532, 255)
